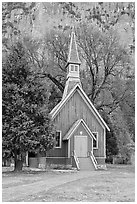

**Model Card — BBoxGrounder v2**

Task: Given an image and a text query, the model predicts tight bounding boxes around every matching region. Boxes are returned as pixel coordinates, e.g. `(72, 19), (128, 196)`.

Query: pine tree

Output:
(2, 42), (55, 171)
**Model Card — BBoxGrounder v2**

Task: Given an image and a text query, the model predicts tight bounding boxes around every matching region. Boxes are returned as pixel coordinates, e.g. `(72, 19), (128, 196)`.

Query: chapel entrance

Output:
(75, 136), (87, 157)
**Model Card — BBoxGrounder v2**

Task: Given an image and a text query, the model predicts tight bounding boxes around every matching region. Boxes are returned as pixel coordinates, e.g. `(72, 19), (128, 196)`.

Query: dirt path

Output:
(3, 170), (103, 202)
(2, 165), (135, 202)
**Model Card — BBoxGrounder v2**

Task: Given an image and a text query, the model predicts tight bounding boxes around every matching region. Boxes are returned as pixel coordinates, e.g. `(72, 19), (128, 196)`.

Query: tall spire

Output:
(62, 27), (82, 100)
(67, 27), (81, 65)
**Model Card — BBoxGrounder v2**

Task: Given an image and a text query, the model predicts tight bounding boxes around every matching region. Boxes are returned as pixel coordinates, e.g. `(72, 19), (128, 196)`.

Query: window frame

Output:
(74, 65), (78, 71)
(70, 64), (75, 72)
(70, 64), (79, 72)
(55, 130), (62, 148)
(92, 132), (98, 149)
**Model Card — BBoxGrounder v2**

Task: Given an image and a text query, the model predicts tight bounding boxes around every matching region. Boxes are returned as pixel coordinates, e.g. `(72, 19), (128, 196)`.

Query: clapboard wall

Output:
(47, 89), (105, 158)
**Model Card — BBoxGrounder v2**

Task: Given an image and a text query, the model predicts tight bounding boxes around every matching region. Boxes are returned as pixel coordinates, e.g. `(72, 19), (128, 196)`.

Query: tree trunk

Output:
(3, 158), (7, 166)
(14, 151), (23, 172)
(14, 159), (23, 171)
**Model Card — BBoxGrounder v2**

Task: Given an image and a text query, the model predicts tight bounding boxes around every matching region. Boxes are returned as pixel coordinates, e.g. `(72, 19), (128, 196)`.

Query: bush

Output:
(113, 155), (131, 165)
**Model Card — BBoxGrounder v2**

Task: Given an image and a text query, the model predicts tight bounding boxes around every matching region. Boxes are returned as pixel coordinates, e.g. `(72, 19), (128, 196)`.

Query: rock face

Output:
(15, 2), (134, 45)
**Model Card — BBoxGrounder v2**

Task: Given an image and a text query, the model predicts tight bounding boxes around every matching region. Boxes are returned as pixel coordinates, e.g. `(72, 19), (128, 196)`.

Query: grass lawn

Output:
(2, 164), (135, 202)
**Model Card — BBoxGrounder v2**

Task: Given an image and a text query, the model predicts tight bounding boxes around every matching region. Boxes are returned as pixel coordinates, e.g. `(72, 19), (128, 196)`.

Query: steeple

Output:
(62, 27), (81, 99)
(67, 27), (81, 66)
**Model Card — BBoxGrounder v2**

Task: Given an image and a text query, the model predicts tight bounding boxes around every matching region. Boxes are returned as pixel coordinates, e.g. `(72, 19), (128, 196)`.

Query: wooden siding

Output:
(46, 140), (68, 157)
(53, 90), (105, 157)
(46, 158), (71, 165)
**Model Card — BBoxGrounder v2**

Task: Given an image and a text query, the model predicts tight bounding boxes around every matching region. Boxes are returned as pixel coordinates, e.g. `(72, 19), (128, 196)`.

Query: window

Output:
(71, 65), (74, 71)
(75, 65), (78, 71)
(55, 131), (61, 148)
(93, 132), (98, 149)
(70, 64), (79, 72)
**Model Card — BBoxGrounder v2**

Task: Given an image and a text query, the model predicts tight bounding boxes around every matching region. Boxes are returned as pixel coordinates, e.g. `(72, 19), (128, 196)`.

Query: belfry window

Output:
(70, 64), (78, 72)
(71, 65), (74, 71)
(75, 65), (78, 71)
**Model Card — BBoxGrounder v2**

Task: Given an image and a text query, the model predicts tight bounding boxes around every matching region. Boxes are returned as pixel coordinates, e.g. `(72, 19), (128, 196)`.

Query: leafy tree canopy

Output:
(2, 42), (55, 171)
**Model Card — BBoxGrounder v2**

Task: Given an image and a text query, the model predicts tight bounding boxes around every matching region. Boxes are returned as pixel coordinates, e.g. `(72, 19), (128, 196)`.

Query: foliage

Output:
(108, 107), (134, 163)
(48, 85), (62, 112)
(106, 130), (118, 157)
(77, 23), (131, 107)
(100, 112), (118, 163)
(2, 42), (55, 171)
(119, 76), (135, 141)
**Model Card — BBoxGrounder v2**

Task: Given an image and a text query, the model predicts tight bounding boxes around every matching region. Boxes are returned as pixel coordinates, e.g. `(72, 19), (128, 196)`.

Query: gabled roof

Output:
(67, 28), (81, 65)
(50, 83), (110, 131)
(63, 119), (96, 140)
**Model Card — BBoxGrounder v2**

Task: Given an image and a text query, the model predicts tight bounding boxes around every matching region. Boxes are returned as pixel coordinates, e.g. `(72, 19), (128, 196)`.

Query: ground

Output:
(2, 164), (135, 202)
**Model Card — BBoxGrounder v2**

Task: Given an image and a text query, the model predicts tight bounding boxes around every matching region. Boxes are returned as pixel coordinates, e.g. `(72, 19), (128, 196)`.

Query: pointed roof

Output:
(63, 119), (96, 141)
(50, 83), (110, 131)
(67, 27), (81, 65)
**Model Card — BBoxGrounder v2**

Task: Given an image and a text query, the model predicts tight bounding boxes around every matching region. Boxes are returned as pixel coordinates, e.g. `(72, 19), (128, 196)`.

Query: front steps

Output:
(78, 157), (96, 170)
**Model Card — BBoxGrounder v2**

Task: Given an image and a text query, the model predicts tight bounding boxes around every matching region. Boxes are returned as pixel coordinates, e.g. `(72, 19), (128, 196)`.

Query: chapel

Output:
(46, 28), (110, 170)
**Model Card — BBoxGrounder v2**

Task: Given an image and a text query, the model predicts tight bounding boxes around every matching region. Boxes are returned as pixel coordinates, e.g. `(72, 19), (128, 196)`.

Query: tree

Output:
(2, 42), (55, 171)
(24, 20), (134, 116)
(108, 107), (133, 164)
(24, 28), (70, 92)
(48, 85), (62, 112)
(106, 130), (118, 163)
(22, 28), (70, 108)
(77, 23), (131, 110)
(101, 113), (118, 163)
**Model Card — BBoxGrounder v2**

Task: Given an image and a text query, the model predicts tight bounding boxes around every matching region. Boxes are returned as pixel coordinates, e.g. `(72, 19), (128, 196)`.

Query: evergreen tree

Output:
(2, 42), (55, 171)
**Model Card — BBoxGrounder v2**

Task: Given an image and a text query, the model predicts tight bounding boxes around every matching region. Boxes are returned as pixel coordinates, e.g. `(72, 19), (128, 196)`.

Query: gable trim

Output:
(50, 100), (62, 116)
(63, 119), (96, 141)
(50, 83), (110, 131)
(77, 89), (109, 131)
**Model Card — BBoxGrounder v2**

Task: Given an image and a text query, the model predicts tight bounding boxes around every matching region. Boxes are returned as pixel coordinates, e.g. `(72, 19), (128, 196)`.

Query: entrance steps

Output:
(78, 157), (96, 170)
